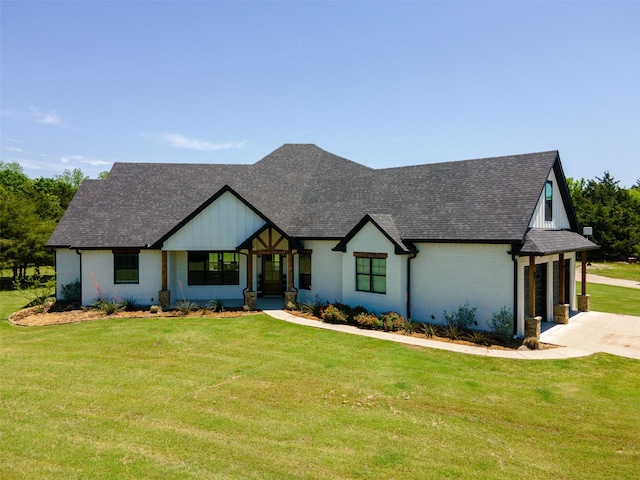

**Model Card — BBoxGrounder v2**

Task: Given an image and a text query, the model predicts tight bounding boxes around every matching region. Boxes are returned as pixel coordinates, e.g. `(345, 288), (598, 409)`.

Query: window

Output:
(545, 180), (553, 221)
(188, 252), (239, 285)
(114, 251), (139, 284)
(355, 253), (386, 294)
(299, 252), (312, 290)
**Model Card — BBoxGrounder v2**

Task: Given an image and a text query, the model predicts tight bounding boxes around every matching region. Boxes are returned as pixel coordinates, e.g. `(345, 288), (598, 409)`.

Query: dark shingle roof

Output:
(512, 229), (599, 256)
(47, 144), (578, 249)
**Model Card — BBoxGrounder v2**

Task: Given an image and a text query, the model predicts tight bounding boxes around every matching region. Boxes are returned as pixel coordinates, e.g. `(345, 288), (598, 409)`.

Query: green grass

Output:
(578, 282), (640, 316)
(585, 262), (640, 282)
(1, 315), (639, 479)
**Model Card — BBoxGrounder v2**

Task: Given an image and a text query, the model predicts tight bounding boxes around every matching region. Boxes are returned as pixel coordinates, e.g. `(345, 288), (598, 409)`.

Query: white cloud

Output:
(38, 110), (63, 125)
(5, 146), (23, 153)
(59, 155), (111, 166)
(161, 134), (246, 152)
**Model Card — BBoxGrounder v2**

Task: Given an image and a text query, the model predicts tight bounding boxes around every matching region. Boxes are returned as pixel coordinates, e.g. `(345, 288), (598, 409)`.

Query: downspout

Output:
(406, 250), (418, 320)
(238, 251), (249, 296)
(512, 252), (518, 337)
(75, 248), (82, 306)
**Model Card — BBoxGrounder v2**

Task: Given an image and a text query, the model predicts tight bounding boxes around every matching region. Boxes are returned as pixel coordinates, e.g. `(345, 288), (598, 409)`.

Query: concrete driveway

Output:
(541, 311), (640, 360)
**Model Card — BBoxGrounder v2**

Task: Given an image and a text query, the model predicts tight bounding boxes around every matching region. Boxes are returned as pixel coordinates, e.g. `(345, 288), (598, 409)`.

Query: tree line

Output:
(1, 162), (638, 283)
(0, 162), (107, 281)
(568, 173), (640, 261)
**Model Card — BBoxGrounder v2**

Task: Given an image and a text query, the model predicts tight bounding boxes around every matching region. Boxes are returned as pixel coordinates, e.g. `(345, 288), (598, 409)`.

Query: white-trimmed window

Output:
(113, 250), (139, 284)
(188, 251), (239, 285)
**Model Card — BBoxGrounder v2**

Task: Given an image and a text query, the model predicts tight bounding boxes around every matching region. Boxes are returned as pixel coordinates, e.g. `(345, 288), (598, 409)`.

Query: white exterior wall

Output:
(410, 243), (514, 330)
(529, 169), (570, 229)
(80, 250), (162, 305)
(55, 248), (80, 299)
(169, 251), (247, 302)
(295, 240), (343, 304)
(163, 191), (266, 250)
(341, 223), (406, 316)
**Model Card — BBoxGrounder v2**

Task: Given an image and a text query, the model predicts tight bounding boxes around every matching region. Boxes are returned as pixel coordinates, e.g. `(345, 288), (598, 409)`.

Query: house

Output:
(46, 144), (598, 336)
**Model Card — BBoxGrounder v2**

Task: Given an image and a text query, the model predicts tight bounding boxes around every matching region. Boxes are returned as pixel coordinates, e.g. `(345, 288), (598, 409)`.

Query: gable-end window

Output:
(355, 252), (387, 294)
(114, 250), (139, 284)
(299, 252), (312, 290)
(545, 180), (553, 222)
(188, 251), (239, 286)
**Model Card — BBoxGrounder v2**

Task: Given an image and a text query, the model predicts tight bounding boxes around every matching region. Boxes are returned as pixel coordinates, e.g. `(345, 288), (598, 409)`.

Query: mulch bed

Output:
(8, 303), (255, 327)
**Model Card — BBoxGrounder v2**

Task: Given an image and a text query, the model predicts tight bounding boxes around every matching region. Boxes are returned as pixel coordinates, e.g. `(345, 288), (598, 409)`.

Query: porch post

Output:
(528, 256), (535, 317)
(553, 253), (569, 324)
(578, 250), (590, 311)
(287, 250), (294, 291)
(525, 255), (541, 342)
(158, 250), (171, 308)
(247, 248), (253, 291)
(244, 247), (256, 310)
(558, 253), (565, 304)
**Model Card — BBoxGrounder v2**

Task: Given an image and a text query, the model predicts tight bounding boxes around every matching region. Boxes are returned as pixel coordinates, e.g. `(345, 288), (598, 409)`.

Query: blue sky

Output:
(2, 1), (639, 186)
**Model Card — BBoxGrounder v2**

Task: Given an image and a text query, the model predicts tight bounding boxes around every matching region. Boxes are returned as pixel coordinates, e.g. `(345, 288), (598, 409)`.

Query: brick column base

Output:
(525, 316), (542, 340)
(578, 294), (590, 312)
(158, 290), (171, 308)
(553, 304), (569, 324)
(284, 291), (297, 307)
(244, 291), (257, 310)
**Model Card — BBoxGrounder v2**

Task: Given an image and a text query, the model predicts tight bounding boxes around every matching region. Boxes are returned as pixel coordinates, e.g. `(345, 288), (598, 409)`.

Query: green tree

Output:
(569, 172), (640, 261)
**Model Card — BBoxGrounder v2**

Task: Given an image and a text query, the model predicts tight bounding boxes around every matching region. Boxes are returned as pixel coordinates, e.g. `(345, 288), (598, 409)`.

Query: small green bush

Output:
(208, 298), (224, 312)
(468, 330), (489, 346)
(490, 306), (513, 339)
(175, 299), (198, 316)
(119, 295), (139, 312)
(321, 304), (348, 324)
(419, 322), (438, 338)
(443, 302), (477, 329)
(286, 301), (298, 311)
(61, 279), (80, 302)
(300, 294), (323, 317)
(94, 297), (124, 315)
(380, 311), (406, 332)
(354, 312), (383, 330)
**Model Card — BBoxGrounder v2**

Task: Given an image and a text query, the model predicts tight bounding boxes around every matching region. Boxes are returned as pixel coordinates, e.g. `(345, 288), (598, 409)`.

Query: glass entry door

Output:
(262, 254), (283, 296)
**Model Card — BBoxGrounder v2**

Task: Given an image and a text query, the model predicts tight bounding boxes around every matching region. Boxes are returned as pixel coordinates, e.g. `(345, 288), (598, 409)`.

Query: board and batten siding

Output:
(54, 248), (80, 300)
(80, 249), (162, 305)
(163, 191), (266, 251)
(529, 169), (570, 229)
(340, 222), (407, 316)
(410, 243), (514, 330)
(295, 240), (343, 304)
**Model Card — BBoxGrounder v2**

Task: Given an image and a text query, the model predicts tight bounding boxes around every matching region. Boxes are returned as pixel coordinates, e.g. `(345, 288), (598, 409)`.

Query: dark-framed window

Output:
(355, 252), (386, 294)
(188, 251), (239, 285)
(545, 180), (553, 221)
(114, 251), (139, 284)
(299, 252), (312, 290)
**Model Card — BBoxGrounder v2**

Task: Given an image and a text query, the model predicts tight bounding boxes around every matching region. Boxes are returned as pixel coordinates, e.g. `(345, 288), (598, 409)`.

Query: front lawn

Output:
(578, 282), (640, 316)
(584, 262), (640, 282)
(1, 315), (638, 479)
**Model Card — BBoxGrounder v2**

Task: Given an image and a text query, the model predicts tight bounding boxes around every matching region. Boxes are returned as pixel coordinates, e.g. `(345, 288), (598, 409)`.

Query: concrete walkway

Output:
(263, 309), (604, 360)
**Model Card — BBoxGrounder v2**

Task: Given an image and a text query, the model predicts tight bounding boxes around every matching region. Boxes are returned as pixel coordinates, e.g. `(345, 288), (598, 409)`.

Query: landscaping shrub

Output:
(286, 301), (298, 311)
(468, 330), (489, 346)
(60, 279), (80, 302)
(119, 295), (139, 312)
(490, 306), (513, 339)
(443, 302), (477, 329)
(175, 299), (198, 316)
(321, 304), (348, 324)
(354, 312), (383, 330)
(300, 294), (323, 317)
(94, 297), (124, 315)
(523, 336), (540, 350)
(380, 311), (406, 332)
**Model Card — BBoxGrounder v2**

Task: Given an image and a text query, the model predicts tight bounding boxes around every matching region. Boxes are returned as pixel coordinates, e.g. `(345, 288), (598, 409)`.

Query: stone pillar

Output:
(553, 304), (569, 324)
(158, 290), (171, 308)
(525, 316), (542, 340)
(244, 291), (257, 311)
(284, 290), (297, 307)
(578, 294), (590, 312)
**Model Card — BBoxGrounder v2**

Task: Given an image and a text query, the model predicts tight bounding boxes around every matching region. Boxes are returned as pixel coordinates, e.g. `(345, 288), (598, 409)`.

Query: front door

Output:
(262, 254), (283, 296)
